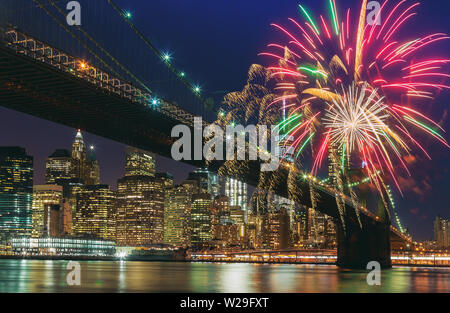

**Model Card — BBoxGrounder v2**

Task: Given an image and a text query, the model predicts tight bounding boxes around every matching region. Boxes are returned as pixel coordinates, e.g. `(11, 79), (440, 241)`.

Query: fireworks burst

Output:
(260, 0), (449, 216)
(323, 83), (390, 154)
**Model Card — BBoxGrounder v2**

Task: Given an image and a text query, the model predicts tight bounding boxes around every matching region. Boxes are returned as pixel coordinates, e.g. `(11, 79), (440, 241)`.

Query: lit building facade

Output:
(71, 130), (87, 181)
(188, 167), (220, 198)
(31, 185), (63, 238)
(116, 176), (164, 246)
(45, 149), (72, 184)
(73, 184), (116, 241)
(0, 147), (33, 244)
(156, 172), (174, 189)
(434, 215), (449, 249)
(11, 237), (116, 256)
(225, 177), (248, 216)
(84, 146), (100, 185)
(263, 207), (291, 250)
(306, 208), (336, 249)
(191, 193), (212, 249)
(164, 184), (192, 247)
(125, 147), (155, 177)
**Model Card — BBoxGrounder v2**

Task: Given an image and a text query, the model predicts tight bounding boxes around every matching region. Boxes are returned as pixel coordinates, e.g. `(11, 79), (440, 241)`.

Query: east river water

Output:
(0, 260), (448, 293)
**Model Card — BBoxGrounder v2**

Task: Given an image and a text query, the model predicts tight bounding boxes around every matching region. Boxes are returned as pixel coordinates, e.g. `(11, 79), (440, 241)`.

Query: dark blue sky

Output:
(0, 0), (449, 240)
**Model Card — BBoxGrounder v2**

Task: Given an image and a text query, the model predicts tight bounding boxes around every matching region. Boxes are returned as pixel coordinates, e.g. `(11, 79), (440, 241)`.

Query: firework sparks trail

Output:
(259, 0), (449, 215)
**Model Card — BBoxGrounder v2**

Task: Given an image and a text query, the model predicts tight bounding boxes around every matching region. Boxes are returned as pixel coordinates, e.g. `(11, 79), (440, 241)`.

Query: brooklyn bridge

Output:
(0, 0), (412, 269)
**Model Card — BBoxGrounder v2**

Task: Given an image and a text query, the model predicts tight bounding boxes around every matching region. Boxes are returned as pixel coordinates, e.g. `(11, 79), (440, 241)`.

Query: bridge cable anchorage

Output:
(46, 0), (154, 96)
(106, 0), (217, 115)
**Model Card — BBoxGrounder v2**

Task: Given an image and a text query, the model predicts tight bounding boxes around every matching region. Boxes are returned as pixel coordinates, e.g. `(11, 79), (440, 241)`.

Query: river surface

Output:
(0, 260), (448, 293)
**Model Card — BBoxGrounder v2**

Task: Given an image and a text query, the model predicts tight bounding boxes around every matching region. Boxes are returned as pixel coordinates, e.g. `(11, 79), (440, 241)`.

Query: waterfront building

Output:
(124, 146), (155, 177)
(31, 185), (63, 238)
(45, 149), (72, 184)
(434, 215), (449, 249)
(191, 193), (212, 250)
(0, 147), (33, 244)
(225, 177), (248, 216)
(11, 237), (116, 257)
(73, 184), (116, 241)
(116, 176), (164, 246)
(164, 184), (192, 247)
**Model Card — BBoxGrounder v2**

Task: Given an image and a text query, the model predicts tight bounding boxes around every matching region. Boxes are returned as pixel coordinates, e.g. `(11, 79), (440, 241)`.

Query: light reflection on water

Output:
(0, 260), (448, 293)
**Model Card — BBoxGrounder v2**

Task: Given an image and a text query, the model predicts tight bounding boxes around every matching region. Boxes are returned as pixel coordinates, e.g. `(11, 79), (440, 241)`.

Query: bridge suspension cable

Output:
(30, 0), (129, 86)
(44, 0), (155, 96)
(106, 0), (216, 114)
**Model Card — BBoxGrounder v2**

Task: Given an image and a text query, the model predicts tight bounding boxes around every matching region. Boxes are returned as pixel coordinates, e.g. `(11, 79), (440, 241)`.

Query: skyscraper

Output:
(156, 172), (174, 189)
(191, 193), (212, 250)
(188, 167), (220, 198)
(71, 129), (87, 181)
(434, 215), (449, 249)
(125, 147), (155, 177)
(306, 207), (336, 249)
(45, 149), (72, 184)
(73, 184), (116, 241)
(84, 146), (100, 185)
(32, 185), (63, 238)
(116, 176), (164, 246)
(225, 177), (248, 215)
(262, 207), (291, 250)
(164, 184), (192, 247)
(0, 147), (33, 244)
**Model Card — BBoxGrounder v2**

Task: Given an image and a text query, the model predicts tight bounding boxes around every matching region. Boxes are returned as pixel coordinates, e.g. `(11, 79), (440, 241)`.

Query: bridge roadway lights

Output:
(336, 214), (392, 269)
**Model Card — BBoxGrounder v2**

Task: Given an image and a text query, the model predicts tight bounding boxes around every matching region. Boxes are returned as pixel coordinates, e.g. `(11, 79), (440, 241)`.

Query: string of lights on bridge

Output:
(115, 5), (206, 108)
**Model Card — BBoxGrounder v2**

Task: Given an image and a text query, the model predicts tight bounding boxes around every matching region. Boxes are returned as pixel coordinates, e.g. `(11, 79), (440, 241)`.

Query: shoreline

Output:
(1, 255), (449, 268)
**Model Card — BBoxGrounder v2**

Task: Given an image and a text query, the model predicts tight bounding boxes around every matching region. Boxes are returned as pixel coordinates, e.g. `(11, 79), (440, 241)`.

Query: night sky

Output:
(0, 0), (449, 240)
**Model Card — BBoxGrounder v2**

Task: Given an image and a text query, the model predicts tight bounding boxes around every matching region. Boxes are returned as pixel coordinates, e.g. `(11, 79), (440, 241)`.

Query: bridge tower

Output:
(335, 167), (392, 269)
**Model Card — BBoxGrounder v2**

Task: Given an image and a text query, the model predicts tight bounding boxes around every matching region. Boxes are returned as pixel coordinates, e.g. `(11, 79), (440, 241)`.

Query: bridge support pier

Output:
(336, 216), (392, 269)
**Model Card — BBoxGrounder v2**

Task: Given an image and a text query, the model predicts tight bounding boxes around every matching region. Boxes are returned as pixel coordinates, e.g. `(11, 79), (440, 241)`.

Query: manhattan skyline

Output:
(0, 0), (449, 242)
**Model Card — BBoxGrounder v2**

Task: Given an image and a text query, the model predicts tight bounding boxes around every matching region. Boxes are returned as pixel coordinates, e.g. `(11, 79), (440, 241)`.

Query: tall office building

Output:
(0, 147), (33, 243)
(191, 193), (212, 249)
(73, 184), (116, 241)
(291, 206), (308, 248)
(434, 215), (449, 249)
(225, 177), (248, 215)
(32, 185), (63, 238)
(214, 195), (231, 224)
(84, 146), (100, 185)
(306, 208), (336, 249)
(188, 167), (220, 198)
(164, 184), (192, 247)
(262, 207), (291, 250)
(71, 129), (87, 181)
(156, 172), (174, 189)
(116, 176), (164, 246)
(125, 147), (155, 177)
(45, 149), (72, 184)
